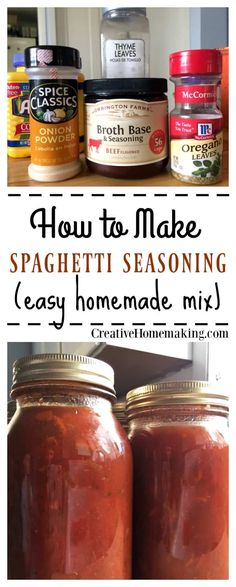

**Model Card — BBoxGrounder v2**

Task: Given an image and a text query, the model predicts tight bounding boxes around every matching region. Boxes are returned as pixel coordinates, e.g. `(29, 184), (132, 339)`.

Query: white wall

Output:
(55, 8), (101, 79)
(148, 8), (190, 78)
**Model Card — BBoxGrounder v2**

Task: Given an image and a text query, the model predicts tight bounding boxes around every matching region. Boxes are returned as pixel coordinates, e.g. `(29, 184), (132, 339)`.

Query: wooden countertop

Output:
(8, 131), (228, 188)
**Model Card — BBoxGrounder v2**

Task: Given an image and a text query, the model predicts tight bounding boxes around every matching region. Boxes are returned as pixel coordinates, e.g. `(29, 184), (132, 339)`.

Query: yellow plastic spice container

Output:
(7, 53), (30, 158)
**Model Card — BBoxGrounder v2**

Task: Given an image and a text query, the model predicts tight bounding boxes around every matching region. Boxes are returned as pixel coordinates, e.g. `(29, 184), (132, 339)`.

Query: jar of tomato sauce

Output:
(113, 400), (128, 432)
(127, 381), (228, 580)
(8, 354), (132, 579)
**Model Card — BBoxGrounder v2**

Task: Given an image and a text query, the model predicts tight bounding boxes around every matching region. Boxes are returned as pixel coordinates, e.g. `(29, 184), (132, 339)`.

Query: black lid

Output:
(84, 78), (167, 95)
(25, 45), (80, 69)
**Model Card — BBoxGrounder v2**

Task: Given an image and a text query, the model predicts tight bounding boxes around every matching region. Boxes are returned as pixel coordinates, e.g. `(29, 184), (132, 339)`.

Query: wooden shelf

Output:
(8, 130), (228, 187)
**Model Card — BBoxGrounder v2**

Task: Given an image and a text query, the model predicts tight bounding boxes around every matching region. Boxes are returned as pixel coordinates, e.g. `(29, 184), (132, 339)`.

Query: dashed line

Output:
(7, 192), (231, 200)
(5, 321), (229, 328)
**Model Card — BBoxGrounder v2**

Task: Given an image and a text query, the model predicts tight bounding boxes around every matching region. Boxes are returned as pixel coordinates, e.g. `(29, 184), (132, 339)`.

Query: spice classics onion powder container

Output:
(169, 50), (223, 184)
(25, 46), (81, 182)
(85, 78), (168, 179)
(8, 354), (132, 579)
(127, 381), (228, 580)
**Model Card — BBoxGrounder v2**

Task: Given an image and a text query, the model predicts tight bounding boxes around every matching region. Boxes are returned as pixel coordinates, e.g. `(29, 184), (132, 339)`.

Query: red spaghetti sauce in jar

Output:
(8, 354), (132, 579)
(127, 381), (228, 580)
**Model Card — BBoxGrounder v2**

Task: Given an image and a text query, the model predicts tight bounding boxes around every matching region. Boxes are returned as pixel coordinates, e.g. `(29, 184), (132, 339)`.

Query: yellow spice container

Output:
(7, 53), (30, 158)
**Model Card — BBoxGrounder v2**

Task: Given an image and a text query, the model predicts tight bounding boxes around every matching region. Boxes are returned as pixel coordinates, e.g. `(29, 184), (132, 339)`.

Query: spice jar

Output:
(8, 354), (132, 579)
(127, 381), (228, 579)
(170, 50), (223, 184)
(85, 78), (168, 179)
(100, 6), (150, 78)
(7, 53), (30, 158)
(25, 46), (81, 182)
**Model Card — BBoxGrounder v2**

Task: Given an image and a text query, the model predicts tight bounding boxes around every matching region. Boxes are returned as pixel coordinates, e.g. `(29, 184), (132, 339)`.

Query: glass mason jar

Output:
(127, 381), (228, 580)
(169, 50), (223, 184)
(113, 400), (128, 432)
(101, 7), (150, 78)
(8, 354), (132, 579)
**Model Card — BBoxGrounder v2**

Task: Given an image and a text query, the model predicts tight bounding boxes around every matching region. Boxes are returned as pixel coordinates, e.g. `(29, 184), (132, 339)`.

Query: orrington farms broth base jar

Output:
(8, 354), (132, 579)
(84, 78), (168, 179)
(127, 381), (228, 580)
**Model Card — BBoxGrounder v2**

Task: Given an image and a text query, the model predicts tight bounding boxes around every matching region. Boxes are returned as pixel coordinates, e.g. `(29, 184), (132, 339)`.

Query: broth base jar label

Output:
(86, 99), (168, 167)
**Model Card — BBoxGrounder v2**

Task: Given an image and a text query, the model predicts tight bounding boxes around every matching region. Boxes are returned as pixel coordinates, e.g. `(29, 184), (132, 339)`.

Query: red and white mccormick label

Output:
(175, 84), (217, 104)
(86, 99), (168, 166)
(170, 116), (222, 140)
(170, 114), (223, 182)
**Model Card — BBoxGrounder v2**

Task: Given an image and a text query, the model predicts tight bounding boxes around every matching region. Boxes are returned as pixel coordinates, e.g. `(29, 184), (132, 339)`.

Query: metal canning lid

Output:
(126, 380), (228, 416)
(113, 400), (128, 429)
(12, 353), (115, 397)
(113, 400), (126, 413)
(84, 77), (167, 95)
(25, 46), (81, 69)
